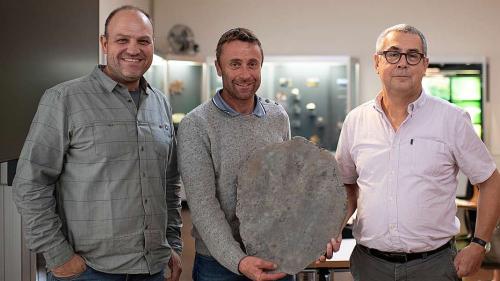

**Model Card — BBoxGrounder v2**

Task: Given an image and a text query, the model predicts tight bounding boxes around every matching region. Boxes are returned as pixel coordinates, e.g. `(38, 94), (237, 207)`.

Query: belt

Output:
(359, 240), (452, 263)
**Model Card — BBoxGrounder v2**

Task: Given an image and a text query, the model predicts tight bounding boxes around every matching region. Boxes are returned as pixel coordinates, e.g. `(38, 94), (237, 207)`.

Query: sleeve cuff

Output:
(167, 230), (183, 256)
(43, 241), (75, 270)
(171, 241), (183, 256)
(341, 176), (357, 185)
(237, 255), (248, 276)
(470, 165), (497, 185)
(230, 252), (248, 275)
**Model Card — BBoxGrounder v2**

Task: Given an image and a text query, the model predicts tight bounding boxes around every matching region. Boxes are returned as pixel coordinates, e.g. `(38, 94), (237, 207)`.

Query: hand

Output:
(454, 243), (485, 277)
(316, 235), (342, 264)
(166, 251), (182, 281)
(238, 256), (287, 281)
(51, 254), (86, 278)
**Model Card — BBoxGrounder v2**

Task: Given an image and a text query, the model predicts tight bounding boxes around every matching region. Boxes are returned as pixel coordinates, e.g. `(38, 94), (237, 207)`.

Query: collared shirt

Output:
(13, 66), (182, 273)
(336, 91), (496, 253)
(212, 89), (266, 117)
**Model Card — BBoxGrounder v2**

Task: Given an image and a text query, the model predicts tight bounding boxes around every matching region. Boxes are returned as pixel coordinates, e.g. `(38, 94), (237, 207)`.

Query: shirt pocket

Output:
(93, 122), (135, 159)
(411, 138), (451, 177)
(150, 122), (172, 159)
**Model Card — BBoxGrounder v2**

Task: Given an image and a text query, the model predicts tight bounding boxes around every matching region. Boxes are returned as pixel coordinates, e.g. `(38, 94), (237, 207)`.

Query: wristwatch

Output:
(471, 237), (491, 253)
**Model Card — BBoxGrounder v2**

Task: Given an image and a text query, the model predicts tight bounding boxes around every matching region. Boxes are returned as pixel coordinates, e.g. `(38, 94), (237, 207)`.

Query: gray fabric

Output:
(12, 66), (182, 274)
(129, 89), (141, 109)
(350, 244), (461, 281)
(177, 98), (290, 274)
(236, 136), (347, 274)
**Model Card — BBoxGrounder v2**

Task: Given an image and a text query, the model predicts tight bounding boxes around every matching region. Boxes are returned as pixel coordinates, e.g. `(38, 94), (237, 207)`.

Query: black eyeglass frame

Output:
(377, 50), (426, 66)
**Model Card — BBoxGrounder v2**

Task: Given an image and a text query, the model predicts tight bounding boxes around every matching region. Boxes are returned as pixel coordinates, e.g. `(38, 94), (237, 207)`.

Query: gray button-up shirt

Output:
(13, 66), (182, 274)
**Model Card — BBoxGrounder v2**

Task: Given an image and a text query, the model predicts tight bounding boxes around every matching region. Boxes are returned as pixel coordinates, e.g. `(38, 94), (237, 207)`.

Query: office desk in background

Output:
(297, 239), (355, 281)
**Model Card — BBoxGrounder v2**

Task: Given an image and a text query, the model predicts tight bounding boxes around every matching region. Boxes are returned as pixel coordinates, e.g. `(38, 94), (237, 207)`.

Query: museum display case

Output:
(207, 56), (359, 151)
(423, 61), (486, 138)
(144, 54), (206, 127)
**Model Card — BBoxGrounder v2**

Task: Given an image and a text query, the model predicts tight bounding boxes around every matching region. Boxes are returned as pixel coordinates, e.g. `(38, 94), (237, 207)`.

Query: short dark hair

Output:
(104, 5), (153, 37)
(216, 28), (263, 65)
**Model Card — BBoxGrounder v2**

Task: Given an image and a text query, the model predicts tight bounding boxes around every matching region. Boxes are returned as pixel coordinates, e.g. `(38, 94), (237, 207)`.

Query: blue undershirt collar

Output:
(212, 89), (266, 117)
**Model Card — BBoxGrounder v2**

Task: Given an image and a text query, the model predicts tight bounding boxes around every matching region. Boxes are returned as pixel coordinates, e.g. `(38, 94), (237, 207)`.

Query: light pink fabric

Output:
(336, 91), (496, 252)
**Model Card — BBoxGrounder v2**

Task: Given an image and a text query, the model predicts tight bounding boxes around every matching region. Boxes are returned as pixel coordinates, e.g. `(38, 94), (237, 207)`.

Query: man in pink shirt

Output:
(332, 24), (500, 280)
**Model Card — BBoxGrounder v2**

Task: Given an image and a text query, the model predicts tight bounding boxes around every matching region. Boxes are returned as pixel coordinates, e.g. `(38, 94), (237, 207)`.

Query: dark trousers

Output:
(192, 253), (293, 281)
(350, 244), (461, 281)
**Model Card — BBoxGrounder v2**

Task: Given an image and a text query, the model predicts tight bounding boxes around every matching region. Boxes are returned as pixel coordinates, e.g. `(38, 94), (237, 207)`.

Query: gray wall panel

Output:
(0, 0), (99, 162)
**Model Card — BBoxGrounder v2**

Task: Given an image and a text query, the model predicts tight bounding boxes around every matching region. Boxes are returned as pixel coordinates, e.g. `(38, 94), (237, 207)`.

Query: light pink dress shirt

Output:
(336, 91), (496, 253)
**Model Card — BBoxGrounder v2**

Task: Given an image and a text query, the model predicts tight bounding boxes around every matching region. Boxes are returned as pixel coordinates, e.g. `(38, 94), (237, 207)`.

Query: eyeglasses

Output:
(378, 50), (425, 65)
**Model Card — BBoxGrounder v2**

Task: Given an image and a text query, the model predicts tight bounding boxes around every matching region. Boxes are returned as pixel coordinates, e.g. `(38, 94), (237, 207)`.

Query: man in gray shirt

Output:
(13, 6), (182, 281)
(177, 28), (291, 281)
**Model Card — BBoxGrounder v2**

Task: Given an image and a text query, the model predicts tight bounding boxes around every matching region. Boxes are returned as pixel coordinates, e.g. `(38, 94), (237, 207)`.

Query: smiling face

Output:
(215, 40), (262, 110)
(374, 31), (429, 97)
(100, 9), (153, 90)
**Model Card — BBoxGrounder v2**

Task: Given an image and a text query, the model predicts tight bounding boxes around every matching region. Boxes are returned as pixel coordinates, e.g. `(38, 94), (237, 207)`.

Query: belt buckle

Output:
(388, 252), (408, 263)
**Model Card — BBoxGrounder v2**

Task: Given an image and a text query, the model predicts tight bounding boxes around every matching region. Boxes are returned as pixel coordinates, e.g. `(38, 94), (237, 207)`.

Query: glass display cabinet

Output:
(207, 56), (359, 151)
(144, 54), (206, 128)
(423, 61), (486, 139)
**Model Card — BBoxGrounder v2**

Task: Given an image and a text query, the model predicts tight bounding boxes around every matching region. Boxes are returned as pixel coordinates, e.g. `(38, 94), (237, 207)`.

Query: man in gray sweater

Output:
(177, 28), (291, 281)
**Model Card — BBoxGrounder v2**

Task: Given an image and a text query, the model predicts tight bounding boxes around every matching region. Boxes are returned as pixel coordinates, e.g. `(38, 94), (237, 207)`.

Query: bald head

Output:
(104, 5), (153, 37)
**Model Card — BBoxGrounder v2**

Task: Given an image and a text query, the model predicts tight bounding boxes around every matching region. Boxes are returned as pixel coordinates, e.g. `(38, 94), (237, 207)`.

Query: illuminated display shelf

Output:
(207, 56), (359, 151)
(423, 62), (485, 139)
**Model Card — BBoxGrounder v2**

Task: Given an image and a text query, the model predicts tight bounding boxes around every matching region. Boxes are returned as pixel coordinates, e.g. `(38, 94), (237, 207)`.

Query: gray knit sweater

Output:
(177, 98), (290, 274)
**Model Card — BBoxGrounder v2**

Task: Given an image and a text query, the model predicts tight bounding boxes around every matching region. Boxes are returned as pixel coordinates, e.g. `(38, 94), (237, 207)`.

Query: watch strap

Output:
(471, 237), (488, 247)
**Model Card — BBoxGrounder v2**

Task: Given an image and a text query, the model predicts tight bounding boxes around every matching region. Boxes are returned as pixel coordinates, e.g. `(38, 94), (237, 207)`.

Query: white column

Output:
(1, 183), (22, 281)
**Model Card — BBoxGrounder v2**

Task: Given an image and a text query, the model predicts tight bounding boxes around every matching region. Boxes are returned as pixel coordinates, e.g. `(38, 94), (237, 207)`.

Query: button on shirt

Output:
(13, 66), (182, 273)
(336, 91), (496, 253)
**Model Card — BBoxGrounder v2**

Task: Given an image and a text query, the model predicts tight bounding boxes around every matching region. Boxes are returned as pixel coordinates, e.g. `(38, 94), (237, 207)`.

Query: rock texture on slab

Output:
(236, 136), (347, 274)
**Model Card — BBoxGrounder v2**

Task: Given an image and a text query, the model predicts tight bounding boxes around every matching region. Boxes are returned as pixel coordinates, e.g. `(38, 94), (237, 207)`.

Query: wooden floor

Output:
(180, 207), (498, 281)
(180, 207), (196, 281)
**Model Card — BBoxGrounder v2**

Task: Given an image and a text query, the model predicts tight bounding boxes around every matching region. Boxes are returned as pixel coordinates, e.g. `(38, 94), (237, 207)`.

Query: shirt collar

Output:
(93, 65), (151, 95)
(212, 89), (266, 117)
(373, 89), (428, 115)
(412, 89), (427, 111)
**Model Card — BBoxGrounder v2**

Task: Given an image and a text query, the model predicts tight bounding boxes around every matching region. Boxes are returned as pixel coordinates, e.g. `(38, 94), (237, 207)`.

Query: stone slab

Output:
(236, 136), (347, 274)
